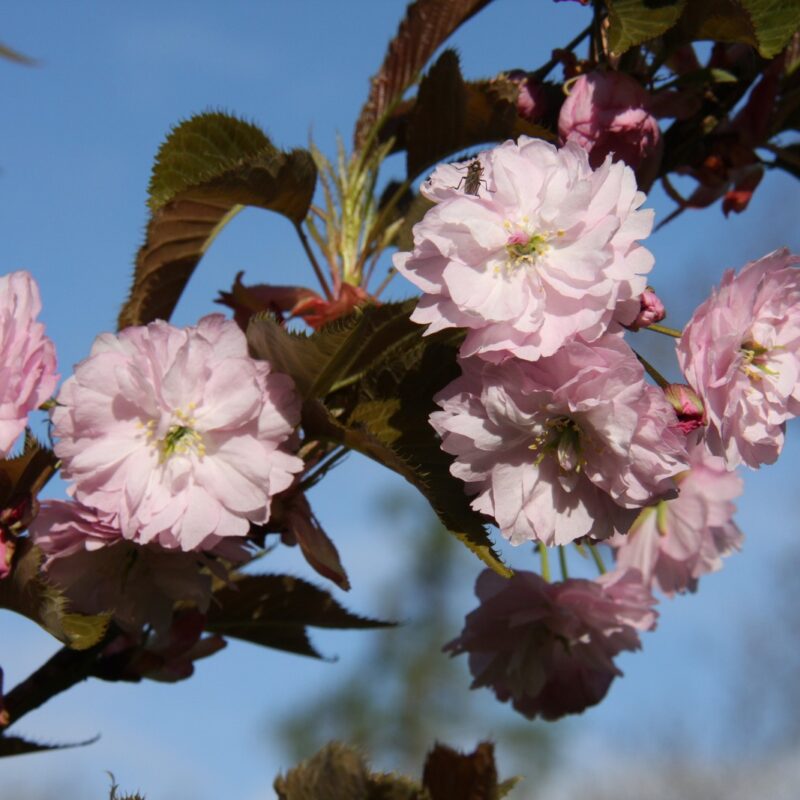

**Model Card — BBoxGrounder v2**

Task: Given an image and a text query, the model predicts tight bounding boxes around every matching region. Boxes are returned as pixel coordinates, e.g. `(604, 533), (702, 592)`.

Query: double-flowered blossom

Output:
(30, 500), (216, 634)
(609, 439), (743, 596)
(0, 271), (58, 457)
(394, 136), (655, 362)
(446, 568), (657, 720)
(677, 248), (800, 469)
(558, 72), (662, 189)
(52, 314), (303, 551)
(430, 335), (688, 546)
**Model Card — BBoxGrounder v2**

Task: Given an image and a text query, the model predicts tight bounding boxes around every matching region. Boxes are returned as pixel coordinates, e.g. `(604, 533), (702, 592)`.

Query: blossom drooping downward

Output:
(446, 568), (657, 720)
(0, 271), (58, 456)
(52, 314), (303, 551)
(394, 137), (654, 362)
(677, 248), (800, 468)
(610, 439), (744, 596)
(430, 336), (688, 546)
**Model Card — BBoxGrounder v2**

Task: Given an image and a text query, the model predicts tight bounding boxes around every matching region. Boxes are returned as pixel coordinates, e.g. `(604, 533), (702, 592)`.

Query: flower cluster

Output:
(0, 300), (305, 640)
(396, 126), (798, 719)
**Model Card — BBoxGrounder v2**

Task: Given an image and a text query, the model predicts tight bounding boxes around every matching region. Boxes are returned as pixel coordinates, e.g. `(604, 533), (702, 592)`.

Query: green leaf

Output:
(0, 733), (98, 758)
(675, 0), (800, 58)
(118, 112), (316, 329)
(607, 0), (687, 55)
(205, 574), (393, 659)
(0, 539), (110, 650)
(742, 0), (800, 58)
(354, 0), (496, 152)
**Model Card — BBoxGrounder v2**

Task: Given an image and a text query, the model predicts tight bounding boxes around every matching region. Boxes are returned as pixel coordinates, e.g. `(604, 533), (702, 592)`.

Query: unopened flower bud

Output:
(665, 384), (705, 434)
(0, 529), (14, 580)
(505, 70), (547, 123)
(628, 288), (666, 330)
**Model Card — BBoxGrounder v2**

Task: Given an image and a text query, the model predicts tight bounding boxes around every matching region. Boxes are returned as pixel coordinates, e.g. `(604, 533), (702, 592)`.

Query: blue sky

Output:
(2, 2), (799, 798)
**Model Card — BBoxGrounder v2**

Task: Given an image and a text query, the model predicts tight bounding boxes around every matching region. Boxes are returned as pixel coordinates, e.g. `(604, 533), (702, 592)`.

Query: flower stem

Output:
(635, 352), (670, 389)
(558, 545), (568, 581)
(294, 221), (333, 300)
(538, 541), (551, 582)
(373, 267), (397, 299)
(587, 542), (607, 575)
(645, 322), (682, 338)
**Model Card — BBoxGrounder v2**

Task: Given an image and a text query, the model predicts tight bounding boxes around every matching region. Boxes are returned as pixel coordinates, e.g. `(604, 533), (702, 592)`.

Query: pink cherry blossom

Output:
(609, 439), (743, 596)
(558, 72), (662, 189)
(0, 271), (58, 457)
(52, 314), (304, 551)
(30, 500), (217, 633)
(430, 335), (688, 546)
(445, 568), (656, 720)
(396, 136), (655, 362)
(677, 248), (800, 468)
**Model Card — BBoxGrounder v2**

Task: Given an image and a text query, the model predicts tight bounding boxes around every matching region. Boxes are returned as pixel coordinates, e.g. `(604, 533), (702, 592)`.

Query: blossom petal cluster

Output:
(677, 248), (800, 468)
(610, 439), (744, 596)
(52, 314), (303, 551)
(558, 72), (662, 189)
(395, 136), (655, 362)
(445, 568), (657, 720)
(0, 271), (58, 456)
(30, 500), (215, 634)
(430, 336), (688, 546)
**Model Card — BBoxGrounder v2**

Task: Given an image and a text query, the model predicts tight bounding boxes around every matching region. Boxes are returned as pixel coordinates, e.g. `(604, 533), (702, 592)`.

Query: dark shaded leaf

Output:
(770, 142), (800, 177)
(607, 0), (687, 55)
(406, 50), (468, 177)
(205, 574), (393, 659)
(323, 319), (511, 577)
(422, 741), (519, 800)
(0, 733), (98, 758)
(0, 539), (110, 650)
(118, 112), (316, 329)
(0, 431), (58, 509)
(248, 300), (423, 398)
(393, 192), (434, 252)
(0, 42), (36, 65)
(740, 0), (800, 58)
(382, 73), (554, 179)
(354, 0), (495, 152)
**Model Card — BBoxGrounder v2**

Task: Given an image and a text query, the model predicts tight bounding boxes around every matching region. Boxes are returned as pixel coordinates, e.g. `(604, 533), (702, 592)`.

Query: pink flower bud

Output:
(628, 287), (666, 330)
(504, 70), (547, 123)
(664, 384), (706, 434)
(558, 72), (662, 189)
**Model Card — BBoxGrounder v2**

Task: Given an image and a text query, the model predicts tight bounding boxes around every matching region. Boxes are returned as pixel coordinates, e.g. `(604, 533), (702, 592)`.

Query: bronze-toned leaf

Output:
(205, 573), (393, 659)
(118, 112), (316, 329)
(406, 50), (468, 177)
(0, 733), (98, 758)
(0, 431), (58, 510)
(422, 741), (518, 800)
(354, 0), (496, 153)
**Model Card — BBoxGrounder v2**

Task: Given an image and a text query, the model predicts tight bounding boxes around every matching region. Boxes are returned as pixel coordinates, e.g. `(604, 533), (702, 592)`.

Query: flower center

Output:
(498, 219), (564, 277)
(529, 416), (584, 473)
(141, 405), (206, 462)
(739, 338), (779, 381)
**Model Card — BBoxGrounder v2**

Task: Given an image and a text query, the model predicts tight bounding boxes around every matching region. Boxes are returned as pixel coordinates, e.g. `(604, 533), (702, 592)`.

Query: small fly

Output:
(454, 158), (491, 196)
